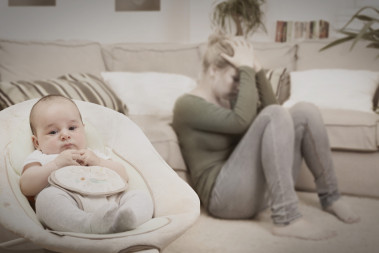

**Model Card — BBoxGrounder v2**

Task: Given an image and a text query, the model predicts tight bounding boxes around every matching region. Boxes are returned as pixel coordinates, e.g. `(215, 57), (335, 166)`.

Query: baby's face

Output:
(32, 99), (87, 154)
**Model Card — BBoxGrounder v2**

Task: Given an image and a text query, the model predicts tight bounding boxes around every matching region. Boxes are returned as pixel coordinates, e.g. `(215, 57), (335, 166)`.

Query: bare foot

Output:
(324, 199), (360, 224)
(272, 218), (337, 241)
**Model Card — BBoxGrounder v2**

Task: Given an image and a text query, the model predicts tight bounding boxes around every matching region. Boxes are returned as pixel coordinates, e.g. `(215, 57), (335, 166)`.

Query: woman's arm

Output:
(175, 67), (259, 135)
(175, 40), (261, 135)
(226, 38), (277, 109)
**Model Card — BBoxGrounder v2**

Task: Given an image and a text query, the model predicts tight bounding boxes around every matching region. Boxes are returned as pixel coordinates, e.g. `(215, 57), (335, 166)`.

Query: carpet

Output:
(163, 191), (379, 253)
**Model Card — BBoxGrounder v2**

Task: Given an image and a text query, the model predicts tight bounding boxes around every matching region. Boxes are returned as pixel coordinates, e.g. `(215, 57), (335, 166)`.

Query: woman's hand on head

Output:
(221, 37), (262, 71)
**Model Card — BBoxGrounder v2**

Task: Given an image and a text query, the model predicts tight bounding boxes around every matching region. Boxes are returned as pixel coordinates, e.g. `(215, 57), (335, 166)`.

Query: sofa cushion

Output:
(102, 43), (204, 80)
(265, 68), (290, 104)
(101, 71), (196, 116)
(101, 42), (297, 80)
(253, 42), (297, 71)
(320, 108), (379, 151)
(129, 115), (187, 175)
(283, 69), (379, 113)
(0, 73), (128, 115)
(0, 39), (106, 81)
(296, 40), (379, 72)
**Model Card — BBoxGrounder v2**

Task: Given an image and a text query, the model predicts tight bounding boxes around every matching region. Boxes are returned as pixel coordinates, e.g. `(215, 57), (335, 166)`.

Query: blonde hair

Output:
(202, 32), (234, 73)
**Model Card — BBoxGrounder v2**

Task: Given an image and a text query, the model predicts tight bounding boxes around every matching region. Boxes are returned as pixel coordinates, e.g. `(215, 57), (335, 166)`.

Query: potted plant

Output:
(320, 6), (378, 56)
(211, 0), (266, 36)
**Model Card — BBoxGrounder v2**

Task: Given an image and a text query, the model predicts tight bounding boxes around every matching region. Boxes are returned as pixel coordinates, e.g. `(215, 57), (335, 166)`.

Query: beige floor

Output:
(163, 191), (379, 253)
(1, 191), (378, 253)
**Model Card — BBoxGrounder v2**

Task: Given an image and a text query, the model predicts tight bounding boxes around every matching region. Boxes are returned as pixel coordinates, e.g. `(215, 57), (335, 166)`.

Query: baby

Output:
(20, 95), (153, 234)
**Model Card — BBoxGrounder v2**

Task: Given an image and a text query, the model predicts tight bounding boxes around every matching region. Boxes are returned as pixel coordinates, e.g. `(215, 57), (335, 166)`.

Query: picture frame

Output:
(115, 0), (160, 12)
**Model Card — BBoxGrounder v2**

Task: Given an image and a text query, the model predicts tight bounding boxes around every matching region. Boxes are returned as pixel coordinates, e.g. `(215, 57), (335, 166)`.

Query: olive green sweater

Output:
(172, 67), (277, 209)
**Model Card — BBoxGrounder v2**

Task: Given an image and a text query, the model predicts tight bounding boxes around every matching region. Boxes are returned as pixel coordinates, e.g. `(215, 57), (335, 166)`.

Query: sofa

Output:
(0, 38), (379, 253)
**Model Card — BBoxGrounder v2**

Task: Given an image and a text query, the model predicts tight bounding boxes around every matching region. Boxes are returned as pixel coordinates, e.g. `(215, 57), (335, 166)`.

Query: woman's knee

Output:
(289, 102), (322, 125)
(290, 101), (320, 115)
(262, 104), (285, 114)
(260, 105), (293, 126)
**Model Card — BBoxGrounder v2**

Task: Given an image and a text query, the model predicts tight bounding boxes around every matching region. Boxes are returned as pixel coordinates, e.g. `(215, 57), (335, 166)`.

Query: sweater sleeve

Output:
(174, 66), (260, 134)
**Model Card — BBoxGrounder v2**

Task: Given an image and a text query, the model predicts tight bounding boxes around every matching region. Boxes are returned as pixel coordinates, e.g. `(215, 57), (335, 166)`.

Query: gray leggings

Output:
(208, 102), (340, 225)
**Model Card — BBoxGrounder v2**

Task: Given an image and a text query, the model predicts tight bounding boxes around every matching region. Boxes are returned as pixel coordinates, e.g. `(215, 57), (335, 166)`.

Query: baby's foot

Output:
(112, 205), (140, 232)
(272, 218), (337, 241)
(111, 190), (153, 233)
(89, 202), (118, 234)
(324, 199), (360, 224)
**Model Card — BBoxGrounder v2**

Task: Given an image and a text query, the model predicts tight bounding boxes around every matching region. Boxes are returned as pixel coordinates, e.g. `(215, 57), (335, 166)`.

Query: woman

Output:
(172, 34), (359, 240)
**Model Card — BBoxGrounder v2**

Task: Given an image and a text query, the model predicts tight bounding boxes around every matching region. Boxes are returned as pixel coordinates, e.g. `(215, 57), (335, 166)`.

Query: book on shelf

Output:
(319, 19), (329, 38)
(275, 20), (286, 42)
(275, 19), (329, 42)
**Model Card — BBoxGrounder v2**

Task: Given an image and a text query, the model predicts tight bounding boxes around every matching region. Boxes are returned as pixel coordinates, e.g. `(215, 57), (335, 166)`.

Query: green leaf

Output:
(356, 14), (379, 22)
(341, 6), (378, 30)
(350, 21), (374, 49)
(319, 36), (355, 51)
(338, 30), (358, 36)
(320, 6), (378, 57)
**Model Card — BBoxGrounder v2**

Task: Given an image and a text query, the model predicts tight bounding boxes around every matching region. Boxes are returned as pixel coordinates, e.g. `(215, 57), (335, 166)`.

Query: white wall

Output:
(0, 0), (378, 43)
(0, 0), (190, 43)
(188, 0), (379, 42)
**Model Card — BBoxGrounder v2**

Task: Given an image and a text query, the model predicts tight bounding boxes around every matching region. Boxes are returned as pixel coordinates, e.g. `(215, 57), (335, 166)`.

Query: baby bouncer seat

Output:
(0, 99), (200, 253)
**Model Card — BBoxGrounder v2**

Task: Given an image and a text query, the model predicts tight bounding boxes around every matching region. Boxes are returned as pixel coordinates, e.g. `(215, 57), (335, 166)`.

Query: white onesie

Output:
(23, 149), (109, 168)
(23, 149), (154, 234)
(23, 149), (126, 212)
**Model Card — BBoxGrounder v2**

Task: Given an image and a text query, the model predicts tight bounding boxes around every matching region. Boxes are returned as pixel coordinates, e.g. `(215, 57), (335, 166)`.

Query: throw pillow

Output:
(264, 68), (290, 104)
(283, 69), (379, 112)
(0, 39), (106, 82)
(373, 85), (379, 114)
(101, 72), (197, 117)
(0, 73), (128, 114)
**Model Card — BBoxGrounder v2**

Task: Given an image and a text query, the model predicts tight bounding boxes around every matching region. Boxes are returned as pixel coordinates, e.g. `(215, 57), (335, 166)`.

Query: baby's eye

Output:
(49, 130), (57, 135)
(69, 126), (77, 131)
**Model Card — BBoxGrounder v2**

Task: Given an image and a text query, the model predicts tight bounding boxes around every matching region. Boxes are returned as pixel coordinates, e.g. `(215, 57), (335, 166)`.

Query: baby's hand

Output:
(54, 150), (81, 169)
(77, 149), (100, 166)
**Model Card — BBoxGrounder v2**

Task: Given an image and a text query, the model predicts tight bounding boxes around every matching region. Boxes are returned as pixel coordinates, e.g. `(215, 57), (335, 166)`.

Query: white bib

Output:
(49, 166), (127, 196)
